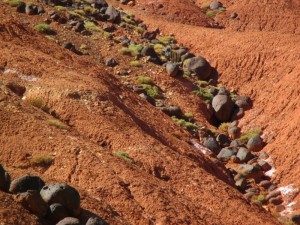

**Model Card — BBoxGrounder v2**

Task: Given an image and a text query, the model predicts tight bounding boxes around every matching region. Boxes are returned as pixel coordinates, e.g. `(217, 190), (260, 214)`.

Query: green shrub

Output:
(130, 60), (142, 67)
(136, 76), (154, 85)
(184, 113), (194, 119)
(218, 7), (226, 13)
(153, 43), (164, 55)
(47, 119), (68, 130)
(120, 44), (143, 57)
(55, 5), (66, 11)
(206, 10), (215, 17)
(34, 24), (53, 34)
(193, 88), (214, 102)
(31, 155), (53, 167)
(27, 97), (49, 112)
(253, 194), (266, 206)
(158, 36), (175, 45)
(239, 128), (262, 143)
(201, 2), (211, 9)
(133, 26), (144, 34)
(218, 122), (230, 134)
(83, 6), (98, 15)
(84, 21), (101, 32)
(141, 84), (162, 99)
(172, 117), (198, 131)
(114, 152), (134, 163)
(6, 0), (21, 7)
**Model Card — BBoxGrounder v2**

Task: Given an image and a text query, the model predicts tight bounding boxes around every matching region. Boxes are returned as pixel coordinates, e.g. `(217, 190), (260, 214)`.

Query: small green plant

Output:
(27, 97), (49, 112)
(218, 7), (226, 13)
(83, 6), (98, 15)
(84, 21), (101, 32)
(253, 194), (266, 206)
(172, 117), (198, 132)
(120, 44), (143, 57)
(55, 5), (66, 11)
(133, 26), (144, 34)
(193, 88), (214, 102)
(157, 36), (175, 45)
(136, 76), (154, 85)
(47, 119), (68, 130)
(34, 24), (53, 34)
(184, 113), (194, 119)
(31, 155), (53, 167)
(201, 2), (211, 9)
(206, 10), (215, 17)
(114, 151), (134, 163)
(130, 60), (142, 67)
(141, 84), (162, 99)
(239, 128), (262, 143)
(153, 43), (164, 55)
(218, 122), (230, 134)
(69, 11), (85, 19)
(6, 0), (21, 7)
(122, 17), (133, 24)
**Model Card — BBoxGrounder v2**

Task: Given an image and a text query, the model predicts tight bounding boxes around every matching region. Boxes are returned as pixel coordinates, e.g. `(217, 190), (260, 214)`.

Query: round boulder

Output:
(235, 96), (252, 110)
(186, 57), (212, 80)
(247, 135), (264, 152)
(48, 203), (69, 223)
(9, 175), (45, 194)
(217, 148), (234, 162)
(204, 137), (220, 154)
(236, 147), (253, 163)
(0, 164), (10, 192)
(212, 94), (234, 122)
(105, 6), (121, 23)
(86, 217), (107, 225)
(15, 190), (48, 217)
(210, 1), (223, 10)
(56, 217), (81, 225)
(166, 62), (179, 77)
(40, 183), (81, 217)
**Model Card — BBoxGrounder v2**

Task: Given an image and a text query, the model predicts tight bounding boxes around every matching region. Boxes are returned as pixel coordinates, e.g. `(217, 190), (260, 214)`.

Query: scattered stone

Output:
(91, 0), (108, 9)
(204, 137), (220, 154)
(48, 203), (69, 223)
(236, 164), (264, 179)
(259, 151), (269, 160)
(105, 6), (120, 23)
(6, 82), (26, 96)
(9, 175), (45, 194)
(244, 191), (255, 201)
(212, 94), (234, 122)
(159, 106), (182, 117)
(16, 1), (26, 13)
(268, 184), (278, 191)
(86, 217), (107, 225)
(235, 96), (252, 110)
(210, 1), (223, 10)
(266, 190), (281, 200)
(235, 176), (247, 190)
(236, 147), (253, 163)
(228, 126), (241, 139)
(247, 135), (264, 152)
(259, 180), (272, 189)
(25, 3), (38, 15)
(269, 196), (283, 205)
(216, 133), (230, 147)
(141, 46), (157, 58)
(15, 190), (48, 217)
(166, 62), (179, 77)
(275, 204), (285, 212)
(56, 217), (81, 225)
(217, 148), (234, 162)
(40, 183), (81, 216)
(37, 5), (45, 14)
(139, 93), (155, 106)
(103, 24), (115, 32)
(186, 57), (212, 80)
(0, 164), (10, 192)
(230, 139), (243, 148)
(231, 107), (244, 120)
(258, 160), (272, 171)
(291, 214), (300, 225)
(143, 30), (159, 40)
(231, 12), (238, 19)
(105, 57), (118, 67)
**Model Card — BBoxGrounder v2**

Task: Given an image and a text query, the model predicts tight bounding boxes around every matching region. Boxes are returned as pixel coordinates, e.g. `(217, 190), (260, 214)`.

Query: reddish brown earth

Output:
(0, 0), (299, 224)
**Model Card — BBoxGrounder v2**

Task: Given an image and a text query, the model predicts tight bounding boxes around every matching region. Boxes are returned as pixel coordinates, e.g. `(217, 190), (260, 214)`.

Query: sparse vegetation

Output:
(136, 76), (154, 85)
(201, 2), (211, 9)
(153, 43), (164, 55)
(84, 21), (101, 32)
(218, 7), (226, 13)
(34, 24), (53, 34)
(6, 0), (21, 7)
(193, 88), (214, 102)
(31, 155), (53, 167)
(83, 6), (98, 15)
(206, 10), (215, 17)
(239, 128), (262, 143)
(114, 151), (134, 163)
(253, 194), (266, 206)
(218, 122), (230, 134)
(120, 44), (143, 57)
(172, 116), (198, 131)
(158, 36), (176, 45)
(141, 84), (162, 99)
(130, 60), (142, 67)
(26, 97), (49, 112)
(47, 119), (69, 130)
(55, 5), (67, 11)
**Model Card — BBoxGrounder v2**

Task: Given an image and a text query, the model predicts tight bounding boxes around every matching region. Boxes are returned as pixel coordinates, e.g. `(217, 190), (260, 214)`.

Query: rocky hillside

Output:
(0, 0), (299, 224)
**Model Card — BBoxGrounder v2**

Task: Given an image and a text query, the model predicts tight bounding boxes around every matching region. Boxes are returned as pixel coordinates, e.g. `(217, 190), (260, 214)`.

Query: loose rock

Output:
(48, 203), (69, 223)
(105, 57), (118, 67)
(0, 164), (10, 192)
(212, 94), (234, 122)
(166, 62), (179, 77)
(56, 217), (81, 225)
(186, 57), (212, 80)
(105, 6), (120, 23)
(204, 137), (220, 154)
(210, 1), (223, 10)
(247, 135), (264, 152)
(9, 175), (45, 194)
(86, 217), (107, 225)
(236, 147), (253, 163)
(217, 148), (234, 162)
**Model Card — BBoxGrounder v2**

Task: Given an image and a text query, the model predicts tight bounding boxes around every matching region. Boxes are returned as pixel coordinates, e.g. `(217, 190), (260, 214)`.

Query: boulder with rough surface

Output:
(166, 62), (179, 77)
(204, 137), (220, 154)
(40, 183), (81, 216)
(0, 164), (10, 192)
(217, 148), (234, 162)
(48, 203), (69, 223)
(247, 135), (264, 152)
(186, 57), (212, 80)
(236, 147), (253, 163)
(105, 6), (120, 23)
(212, 94), (234, 122)
(86, 217), (107, 225)
(9, 175), (45, 194)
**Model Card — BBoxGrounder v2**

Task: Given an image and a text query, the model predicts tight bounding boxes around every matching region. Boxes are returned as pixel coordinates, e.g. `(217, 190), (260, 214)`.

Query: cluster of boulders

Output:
(0, 164), (106, 225)
(15, 2), (45, 15)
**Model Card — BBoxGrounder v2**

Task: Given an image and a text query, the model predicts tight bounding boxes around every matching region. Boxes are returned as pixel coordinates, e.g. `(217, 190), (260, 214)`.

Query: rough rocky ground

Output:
(0, 0), (299, 224)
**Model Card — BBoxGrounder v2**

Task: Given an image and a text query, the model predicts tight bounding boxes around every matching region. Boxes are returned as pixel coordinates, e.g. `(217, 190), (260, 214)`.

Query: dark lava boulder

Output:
(25, 3), (38, 15)
(86, 217), (107, 225)
(0, 164), (10, 192)
(212, 94), (234, 122)
(166, 62), (179, 77)
(247, 135), (264, 152)
(217, 148), (234, 162)
(9, 175), (45, 194)
(48, 203), (69, 223)
(56, 217), (81, 225)
(40, 183), (81, 216)
(15, 190), (48, 217)
(105, 57), (118, 67)
(6, 82), (26, 96)
(105, 6), (120, 23)
(186, 57), (212, 80)
(204, 137), (220, 154)
(236, 147), (253, 163)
